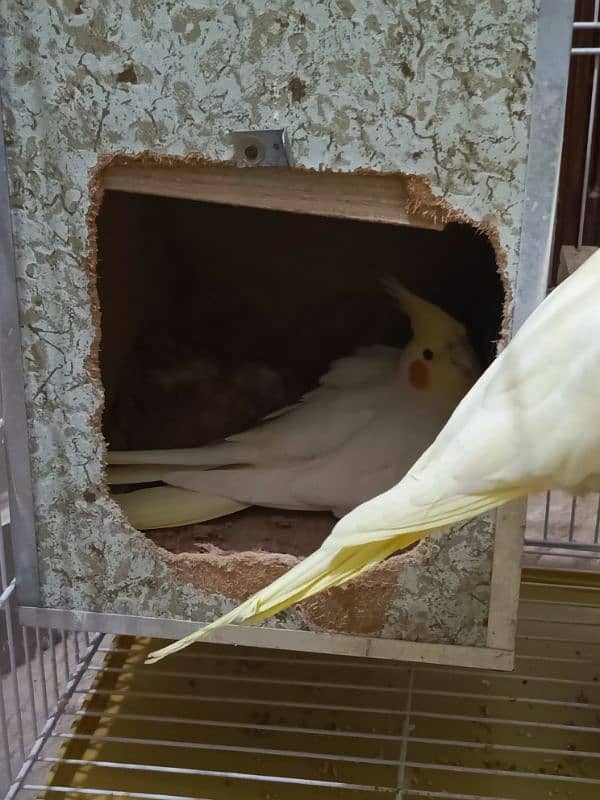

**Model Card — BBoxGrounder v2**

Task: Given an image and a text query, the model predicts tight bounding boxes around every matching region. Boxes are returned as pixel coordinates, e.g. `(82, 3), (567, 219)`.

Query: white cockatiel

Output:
(146, 249), (600, 665)
(108, 281), (481, 530)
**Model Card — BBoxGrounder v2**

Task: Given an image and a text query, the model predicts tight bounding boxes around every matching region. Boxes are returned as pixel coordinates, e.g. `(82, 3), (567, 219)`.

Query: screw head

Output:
(244, 144), (259, 160)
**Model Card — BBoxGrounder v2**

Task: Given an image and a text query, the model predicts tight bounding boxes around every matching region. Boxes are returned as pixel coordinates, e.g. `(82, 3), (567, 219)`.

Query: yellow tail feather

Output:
(113, 485), (248, 530)
(144, 488), (525, 664)
(145, 531), (426, 663)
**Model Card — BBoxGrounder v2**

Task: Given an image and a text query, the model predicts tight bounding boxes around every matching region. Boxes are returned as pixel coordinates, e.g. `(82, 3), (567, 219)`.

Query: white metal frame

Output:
(0, 92), (38, 608)
(511, 0), (576, 330)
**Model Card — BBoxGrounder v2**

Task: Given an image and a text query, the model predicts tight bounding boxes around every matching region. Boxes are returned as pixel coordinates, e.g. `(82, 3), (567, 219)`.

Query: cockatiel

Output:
(108, 281), (480, 529)
(146, 249), (600, 665)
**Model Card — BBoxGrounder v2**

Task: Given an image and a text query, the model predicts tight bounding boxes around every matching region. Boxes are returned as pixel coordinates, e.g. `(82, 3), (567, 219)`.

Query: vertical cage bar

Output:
(568, 496), (577, 542)
(543, 491), (551, 540)
(35, 627), (49, 722)
(0, 668), (13, 784)
(22, 626), (38, 739)
(48, 628), (60, 706)
(577, 0), (600, 246)
(62, 630), (70, 683)
(396, 668), (414, 799)
(512, 0), (576, 329)
(0, 93), (39, 607)
(577, 53), (599, 245)
(2, 608), (24, 764)
(0, 526), (25, 763)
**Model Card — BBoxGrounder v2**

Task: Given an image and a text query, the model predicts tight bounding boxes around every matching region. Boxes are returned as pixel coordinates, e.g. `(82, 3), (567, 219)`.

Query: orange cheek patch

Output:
(409, 360), (429, 390)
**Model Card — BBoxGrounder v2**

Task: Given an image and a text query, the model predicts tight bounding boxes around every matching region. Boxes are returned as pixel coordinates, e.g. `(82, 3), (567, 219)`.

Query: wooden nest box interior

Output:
(91, 159), (513, 661)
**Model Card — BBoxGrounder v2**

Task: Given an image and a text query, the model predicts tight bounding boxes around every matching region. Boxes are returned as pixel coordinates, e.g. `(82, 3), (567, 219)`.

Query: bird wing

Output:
(146, 252), (600, 663)
(115, 383), (448, 528)
(331, 249), (600, 549)
(335, 257), (600, 547)
(413, 251), (600, 497)
(107, 346), (400, 469)
(162, 389), (454, 515)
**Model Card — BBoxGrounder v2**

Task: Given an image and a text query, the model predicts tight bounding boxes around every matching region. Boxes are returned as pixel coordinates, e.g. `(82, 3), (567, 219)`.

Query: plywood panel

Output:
(102, 164), (444, 231)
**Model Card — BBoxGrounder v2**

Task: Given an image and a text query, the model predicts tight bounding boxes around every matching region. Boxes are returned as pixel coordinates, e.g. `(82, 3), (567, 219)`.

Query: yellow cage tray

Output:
(41, 573), (600, 800)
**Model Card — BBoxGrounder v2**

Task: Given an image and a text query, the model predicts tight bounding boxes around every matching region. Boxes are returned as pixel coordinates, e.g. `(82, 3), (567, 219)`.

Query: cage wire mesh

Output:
(0, 584), (599, 799)
(0, 391), (103, 798)
(2, 7), (600, 800)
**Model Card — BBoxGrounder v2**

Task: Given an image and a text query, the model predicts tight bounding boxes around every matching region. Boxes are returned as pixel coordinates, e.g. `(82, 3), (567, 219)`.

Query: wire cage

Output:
(2, 2), (600, 800)
(1, 557), (600, 798)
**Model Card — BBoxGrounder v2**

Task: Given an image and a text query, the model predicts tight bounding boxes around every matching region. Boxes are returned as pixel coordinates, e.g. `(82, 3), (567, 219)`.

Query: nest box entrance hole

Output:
(92, 161), (504, 566)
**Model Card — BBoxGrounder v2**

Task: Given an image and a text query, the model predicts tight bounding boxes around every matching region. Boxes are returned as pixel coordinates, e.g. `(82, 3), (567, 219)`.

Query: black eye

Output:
(422, 348), (434, 361)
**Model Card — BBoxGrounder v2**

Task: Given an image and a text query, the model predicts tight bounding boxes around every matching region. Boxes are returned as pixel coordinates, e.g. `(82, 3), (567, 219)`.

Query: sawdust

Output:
(147, 508), (333, 559)
(146, 507), (424, 636)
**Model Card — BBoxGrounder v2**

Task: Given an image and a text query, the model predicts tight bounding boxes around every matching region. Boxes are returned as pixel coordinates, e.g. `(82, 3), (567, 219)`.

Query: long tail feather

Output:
(145, 485), (525, 664)
(107, 464), (204, 486)
(113, 485), (248, 530)
(332, 487), (523, 547)
(107, 444), (253, 467)
(145, 531), (426, 663)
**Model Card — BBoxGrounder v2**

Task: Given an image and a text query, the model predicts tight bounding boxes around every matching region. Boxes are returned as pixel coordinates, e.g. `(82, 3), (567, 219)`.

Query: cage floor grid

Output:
(30, 575), (600, 800)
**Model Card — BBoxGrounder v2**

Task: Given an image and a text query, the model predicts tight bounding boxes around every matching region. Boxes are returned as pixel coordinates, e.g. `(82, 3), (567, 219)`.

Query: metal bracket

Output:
(230, 129), (292, 167)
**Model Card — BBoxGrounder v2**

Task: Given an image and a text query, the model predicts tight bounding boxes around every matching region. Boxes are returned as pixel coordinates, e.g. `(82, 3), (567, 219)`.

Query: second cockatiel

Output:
(108, 282), (481, 529)
(146, 249), (600, 665)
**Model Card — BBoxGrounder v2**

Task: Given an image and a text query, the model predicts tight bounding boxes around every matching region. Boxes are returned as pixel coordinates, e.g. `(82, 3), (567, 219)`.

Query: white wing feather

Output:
(334, 251), (600, 546)
(107, 346), (402, 469)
